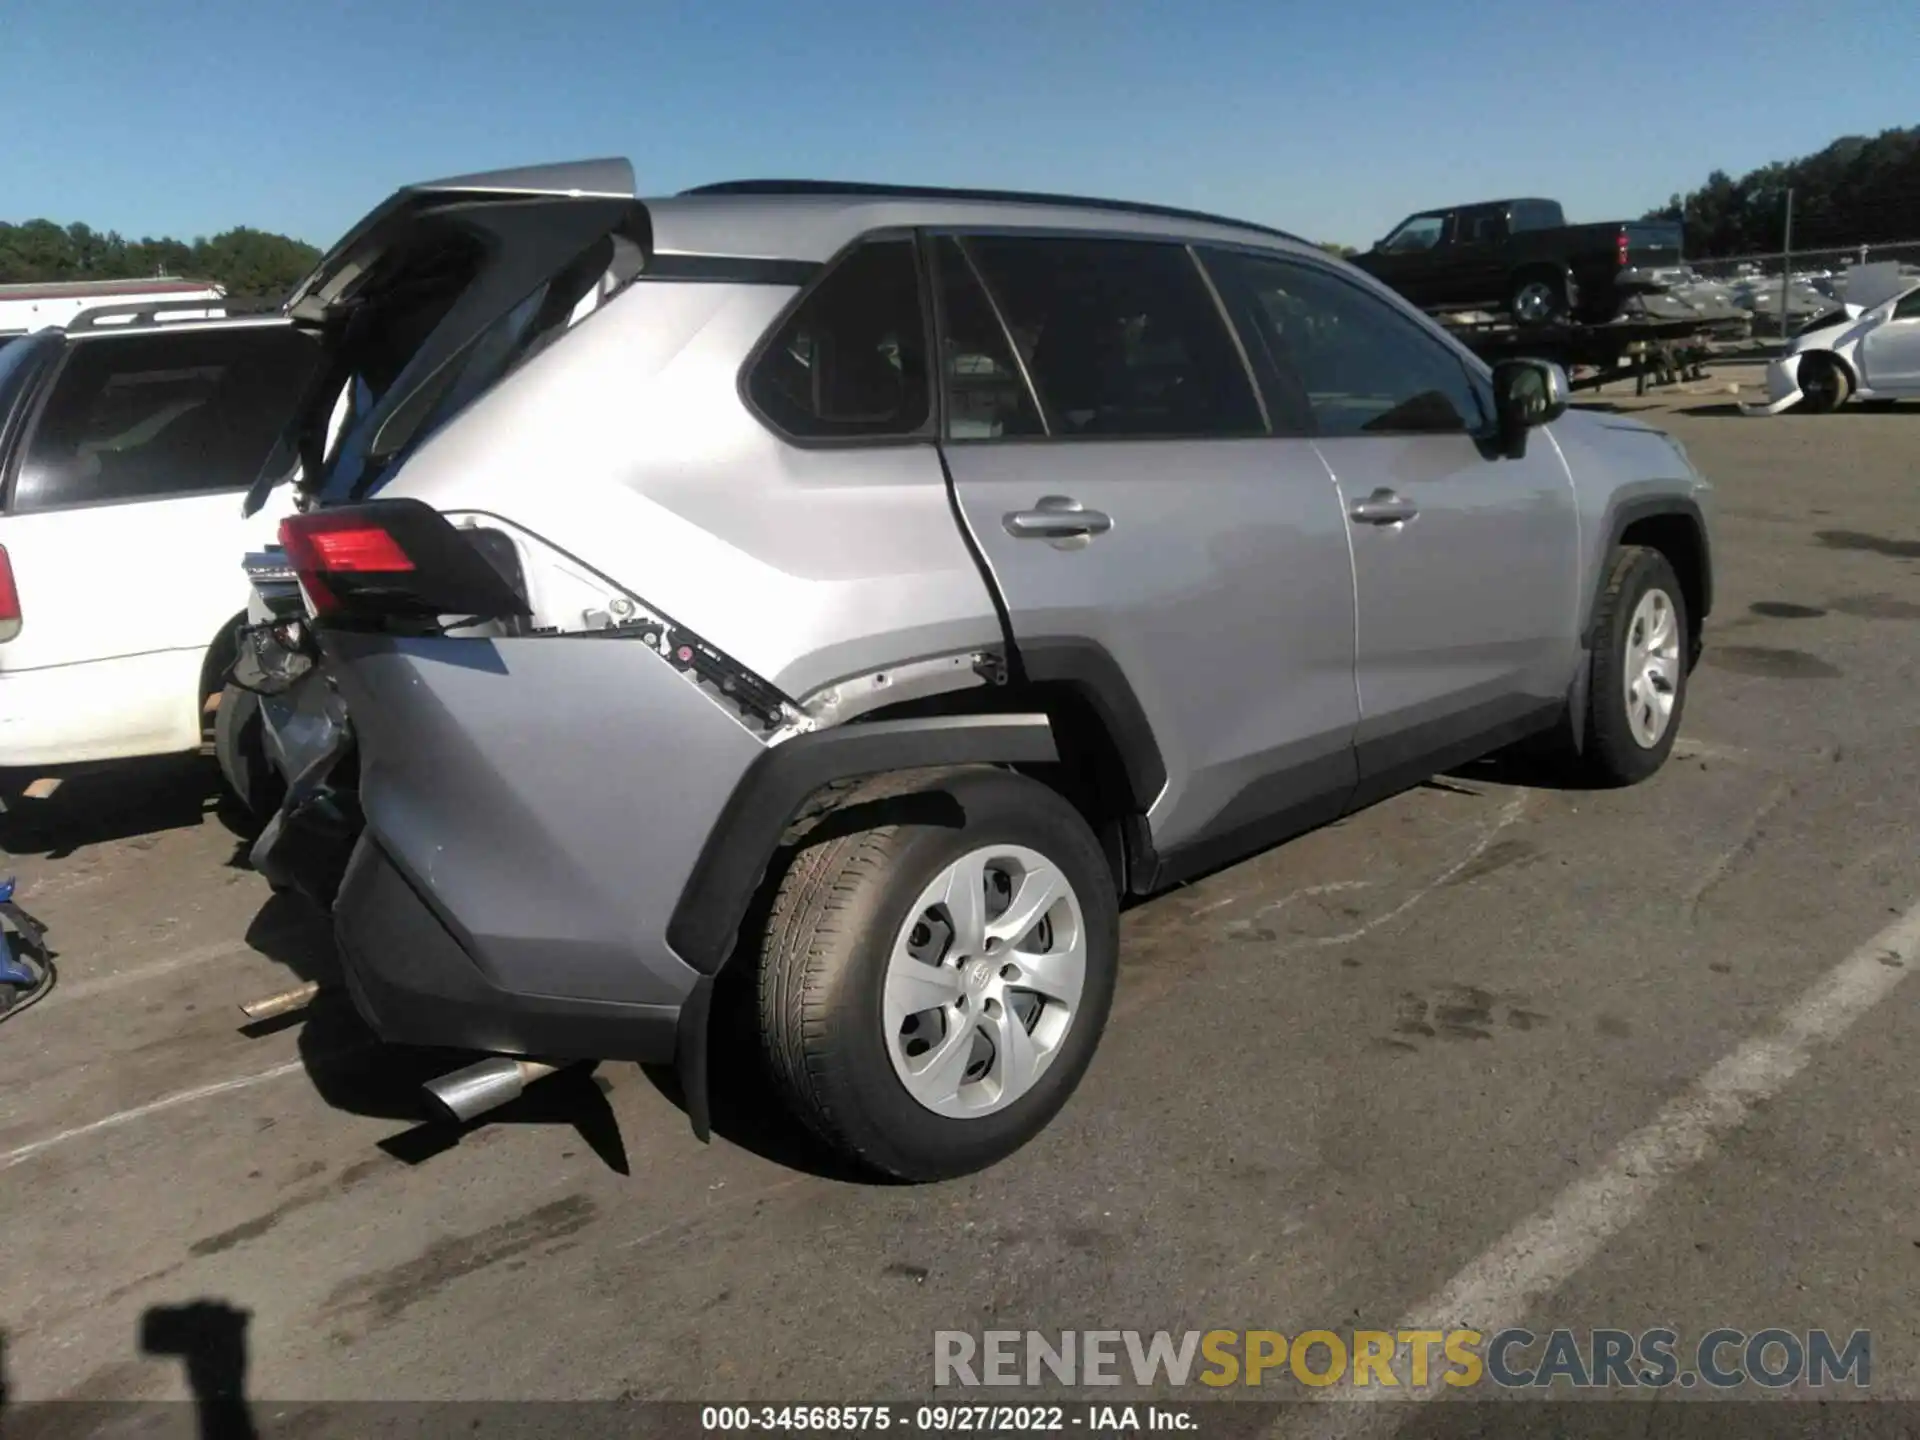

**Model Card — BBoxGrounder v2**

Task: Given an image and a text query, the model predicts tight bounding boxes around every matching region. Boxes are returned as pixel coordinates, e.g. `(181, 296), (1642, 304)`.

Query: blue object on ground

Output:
(0, 932), (33, 987)
(0, 875), (51, 1007)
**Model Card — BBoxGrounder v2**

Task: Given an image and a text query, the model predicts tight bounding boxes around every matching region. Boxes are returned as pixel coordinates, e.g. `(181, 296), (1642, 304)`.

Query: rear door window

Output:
(931, 236), (1046, 440)
(746, 238), (932, 440)
(12, 326), (320, 512)
(961, 235), (1265, 440)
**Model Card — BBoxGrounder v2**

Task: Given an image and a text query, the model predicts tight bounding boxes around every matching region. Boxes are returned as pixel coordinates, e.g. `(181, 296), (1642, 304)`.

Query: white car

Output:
(0, 307), (314, 774)
(1752, 262), (1920, 413)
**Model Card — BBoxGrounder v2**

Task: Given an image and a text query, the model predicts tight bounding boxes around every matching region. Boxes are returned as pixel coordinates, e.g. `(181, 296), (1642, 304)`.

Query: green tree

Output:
(0, 219), (321, 303)
(1647, 127), (1920, 256)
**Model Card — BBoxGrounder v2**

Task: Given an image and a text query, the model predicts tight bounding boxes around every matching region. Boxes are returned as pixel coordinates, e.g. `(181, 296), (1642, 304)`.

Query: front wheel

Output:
(757, 767), (1118, 1181)
(1795, 353), (1851, 413)
(1575, 546), (1690, 786)
(1510, 273), (1569, 326)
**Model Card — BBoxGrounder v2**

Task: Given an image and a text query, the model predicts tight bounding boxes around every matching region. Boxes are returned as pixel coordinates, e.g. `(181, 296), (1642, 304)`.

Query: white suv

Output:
(0, 307), (316, 773)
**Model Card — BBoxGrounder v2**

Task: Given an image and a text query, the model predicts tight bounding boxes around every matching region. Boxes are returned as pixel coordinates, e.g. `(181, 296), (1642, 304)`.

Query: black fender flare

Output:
(666, 712), (1057, 1142)
(1581, 495), (1713, 652)
(667, 712), (1059, 977)
(1012, 637), (1168, 811)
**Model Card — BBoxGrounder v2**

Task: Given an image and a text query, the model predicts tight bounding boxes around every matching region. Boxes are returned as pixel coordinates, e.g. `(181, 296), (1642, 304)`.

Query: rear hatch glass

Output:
(1623, 222), (1684, 268)
(246, 159), (648, 516)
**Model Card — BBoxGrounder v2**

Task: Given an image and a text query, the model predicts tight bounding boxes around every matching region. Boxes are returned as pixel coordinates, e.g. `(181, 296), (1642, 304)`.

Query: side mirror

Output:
(1490, 358), (1569, 459)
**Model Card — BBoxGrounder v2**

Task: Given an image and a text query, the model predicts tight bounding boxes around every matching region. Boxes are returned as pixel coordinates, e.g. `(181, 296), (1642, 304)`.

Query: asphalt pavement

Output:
(3, 369), (1919, 1433)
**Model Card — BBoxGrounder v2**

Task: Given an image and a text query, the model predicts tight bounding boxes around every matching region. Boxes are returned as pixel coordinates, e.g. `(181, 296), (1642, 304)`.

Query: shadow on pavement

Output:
(640, 942), (890, 1185)
(0, 755), (246, 860)
(140, 1300), (258, 1440)
(1681, 399), (1913, 418)
(269, 955), (637, 1177)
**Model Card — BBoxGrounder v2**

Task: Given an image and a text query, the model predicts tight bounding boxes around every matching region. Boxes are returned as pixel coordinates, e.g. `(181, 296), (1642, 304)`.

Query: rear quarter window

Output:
(744, 238), (933, 441)
(1510, 201), (1563, 231)
(10, 326), (321, 513)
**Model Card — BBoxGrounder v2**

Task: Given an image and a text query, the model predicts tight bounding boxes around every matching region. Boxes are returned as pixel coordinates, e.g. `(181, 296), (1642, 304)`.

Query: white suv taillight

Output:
(0, 544), (19, 643)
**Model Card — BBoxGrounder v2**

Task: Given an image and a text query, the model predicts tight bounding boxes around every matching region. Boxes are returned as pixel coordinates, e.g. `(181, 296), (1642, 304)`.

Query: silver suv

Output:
(235, 158), (1713, 1180)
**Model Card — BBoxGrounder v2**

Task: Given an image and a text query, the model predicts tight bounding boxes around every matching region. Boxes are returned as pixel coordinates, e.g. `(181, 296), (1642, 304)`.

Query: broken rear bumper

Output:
(286, 631), (770, 1072)
(332, 833), (691, 1063)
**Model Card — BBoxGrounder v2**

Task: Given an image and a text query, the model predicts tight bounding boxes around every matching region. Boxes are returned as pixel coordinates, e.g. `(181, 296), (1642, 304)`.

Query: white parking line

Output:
(1, 1058), (310, 1172)
(1303, 793), (1528, 949)
(1282, 895), (1920, 1438)
(50, 938), (257, 1005)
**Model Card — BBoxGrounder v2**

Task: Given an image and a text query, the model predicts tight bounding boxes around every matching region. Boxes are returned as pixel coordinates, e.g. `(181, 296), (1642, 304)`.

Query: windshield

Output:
(1795, 307), (1852, 337)
(1381, 215), (1445, 253)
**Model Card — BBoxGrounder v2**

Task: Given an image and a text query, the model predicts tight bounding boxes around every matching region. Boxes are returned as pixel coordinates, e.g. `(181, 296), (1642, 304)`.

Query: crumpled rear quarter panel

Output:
(324, 631), (765, 1009)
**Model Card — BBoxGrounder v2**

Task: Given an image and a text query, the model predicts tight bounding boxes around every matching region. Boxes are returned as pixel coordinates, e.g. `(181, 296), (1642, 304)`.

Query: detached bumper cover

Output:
(333, 835), (685, 1062)
(1740, 354), (1805, 416)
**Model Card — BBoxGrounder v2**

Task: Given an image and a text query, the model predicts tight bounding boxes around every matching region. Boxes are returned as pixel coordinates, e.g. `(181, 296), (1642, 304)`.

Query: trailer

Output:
(1440, 313), (1735, 395)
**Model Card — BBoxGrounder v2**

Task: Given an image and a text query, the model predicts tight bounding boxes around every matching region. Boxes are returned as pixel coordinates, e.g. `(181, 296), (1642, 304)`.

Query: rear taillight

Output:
(279, 500), (529, 629)
(1617, 229), (1630, 268)
(0, 544), (18, 643)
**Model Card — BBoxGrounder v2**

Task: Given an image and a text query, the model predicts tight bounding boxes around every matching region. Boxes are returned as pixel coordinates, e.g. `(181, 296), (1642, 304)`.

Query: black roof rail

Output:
(679, 179), (1306, 245)
(66, 297), (276, 332)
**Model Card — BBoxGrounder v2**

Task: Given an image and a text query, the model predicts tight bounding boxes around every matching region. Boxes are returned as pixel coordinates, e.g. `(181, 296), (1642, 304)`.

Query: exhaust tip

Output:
(422, 1057), (563, 1125)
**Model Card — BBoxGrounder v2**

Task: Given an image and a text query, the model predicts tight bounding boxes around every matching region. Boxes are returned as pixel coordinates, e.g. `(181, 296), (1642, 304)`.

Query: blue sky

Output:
(3, 0), (1912, 250)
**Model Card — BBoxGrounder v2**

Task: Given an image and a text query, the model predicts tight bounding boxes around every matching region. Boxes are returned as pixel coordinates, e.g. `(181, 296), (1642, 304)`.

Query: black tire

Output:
(1795, 353), (1851, 414)
(757, 766), (1118, 1182)
(1576, 545), (1690, 787)
(1509, 272), (1569, 327)
(214, 683), (285, 822)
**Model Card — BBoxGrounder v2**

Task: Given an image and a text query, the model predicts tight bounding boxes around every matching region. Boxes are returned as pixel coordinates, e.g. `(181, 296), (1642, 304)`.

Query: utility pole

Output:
(1778, 188), (1794, 338)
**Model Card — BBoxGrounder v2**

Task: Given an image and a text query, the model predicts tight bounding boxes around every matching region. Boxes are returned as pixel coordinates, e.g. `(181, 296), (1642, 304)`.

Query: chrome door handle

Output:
(1003, 495), (1113, 540)
(1349, 488), (1418, 525)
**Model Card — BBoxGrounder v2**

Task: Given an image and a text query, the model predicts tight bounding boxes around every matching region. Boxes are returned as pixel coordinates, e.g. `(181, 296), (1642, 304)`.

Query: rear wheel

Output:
(214, 683), (284, 823)
(757, 767), (1117, 1181)
(1796, 353), (1851, 413)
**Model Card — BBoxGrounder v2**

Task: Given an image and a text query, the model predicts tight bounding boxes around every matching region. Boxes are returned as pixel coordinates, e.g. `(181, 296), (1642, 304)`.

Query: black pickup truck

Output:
(1351, 197), (1684, 326)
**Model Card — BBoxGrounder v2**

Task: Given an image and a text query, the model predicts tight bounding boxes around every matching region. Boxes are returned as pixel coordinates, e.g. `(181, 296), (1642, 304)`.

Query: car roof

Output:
(643, 180), (1318, 265)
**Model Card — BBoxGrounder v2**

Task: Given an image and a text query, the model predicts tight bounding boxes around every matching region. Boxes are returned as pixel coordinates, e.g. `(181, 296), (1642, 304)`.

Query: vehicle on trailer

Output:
(1750, 262), (1920, 414)
(0, 303), (317, 773)
(1351, 197), (1684, 326)
(236, 159), (1715, 1181)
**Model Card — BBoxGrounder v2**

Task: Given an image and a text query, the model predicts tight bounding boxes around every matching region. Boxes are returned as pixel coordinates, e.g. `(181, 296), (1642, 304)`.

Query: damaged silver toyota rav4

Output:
(231, 158), (1714, 1180)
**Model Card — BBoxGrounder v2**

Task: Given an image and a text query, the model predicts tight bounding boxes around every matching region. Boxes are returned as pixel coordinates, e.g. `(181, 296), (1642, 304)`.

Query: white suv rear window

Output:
(12, 326), (319, 512)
